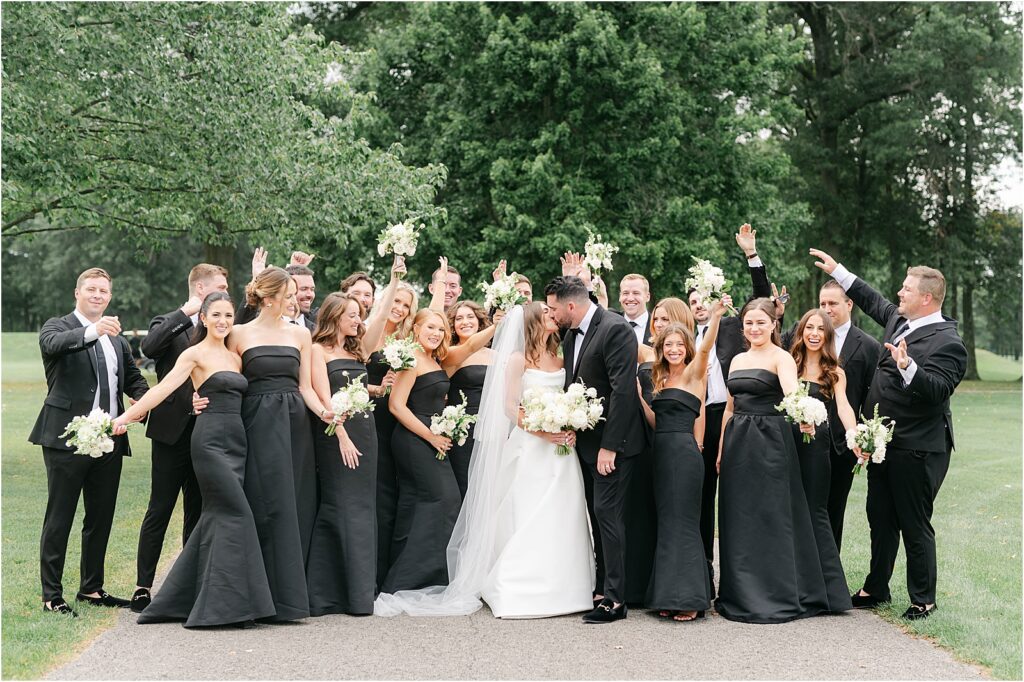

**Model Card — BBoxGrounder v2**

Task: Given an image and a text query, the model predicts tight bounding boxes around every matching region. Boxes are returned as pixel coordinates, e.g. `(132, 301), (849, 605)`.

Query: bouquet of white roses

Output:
(60, 408), (118, 457)
(429, 391), (478, 460)
(520, 381), (605, 456)
(480, 272), (527, 312)
(775, 382), (829, 443)
(684, 258), (732, 310)
(847, 405), (895, 475)
(377, 221), (422, 264)
(380, 334), (423, 395)
(583, 229), (619, 274)
(325, 373), (376, 436)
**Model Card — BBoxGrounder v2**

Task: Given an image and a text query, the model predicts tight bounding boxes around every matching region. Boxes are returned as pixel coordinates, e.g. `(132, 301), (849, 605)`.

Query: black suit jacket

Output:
(847, 278), (967, 453)
(236, 301), (318, 331)
(29, 312), (150, 455)
(608, 309), (653, 345)
(141, 308), (196, 444)
(711, 264), (773, 381)
(563, 305), (647, 462)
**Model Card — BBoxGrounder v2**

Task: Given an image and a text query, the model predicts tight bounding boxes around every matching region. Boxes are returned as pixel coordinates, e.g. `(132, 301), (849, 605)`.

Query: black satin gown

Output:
(645, 388), (710, 613)
(138, 372), (275, 626)
(307, 359), (379, 615)
(716, 369), (829, 624)
(240, 346), (315, 621)
(624, 362), (657, 605)
(381, 370), (461, 593)
(793, 381), (853, 613)
(367, 351), (398, 590)
(446, 363), (487, 500)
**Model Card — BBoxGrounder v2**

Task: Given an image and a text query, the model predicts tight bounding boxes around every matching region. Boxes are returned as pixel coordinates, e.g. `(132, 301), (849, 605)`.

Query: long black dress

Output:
(241, 346), (314, 621)
(646, 388), (710, 613)
(447, 364), (487, 500)
(138, 372), (276, 626)
(367, 351), (398, 590)
(624, 362), (657, 605)
(716, 369), (829, 624)
(381, 370), (461, 593)
(307, 359), (379, 616)
(793, 381), (853, 613)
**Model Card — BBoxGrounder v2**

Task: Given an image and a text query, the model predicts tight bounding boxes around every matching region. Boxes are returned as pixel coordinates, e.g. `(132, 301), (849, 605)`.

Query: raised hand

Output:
(289, 251), (315, 267)
(735, 223), (757, 257)
(769, 282), (788, 318)
(251, 247), (269, 279)
(712, 294), (733, 317)
(180, 294), (203, 317)
(434, 256), (449, 286)
(884, 338), (911, 370)
(492, 259), (507, 283)
(391, 255), (407, 280)
(492, 308), (507, 325)
(95, 316), (122, 337)
(809, 248), (838, 275)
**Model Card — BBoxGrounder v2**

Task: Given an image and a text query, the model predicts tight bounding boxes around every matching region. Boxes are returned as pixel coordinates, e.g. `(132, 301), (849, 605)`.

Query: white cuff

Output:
(831, 264), (856, 291)
(746, 256), (763, 268)
(83, 324), (99, 343)
(899, 358), (918, 385)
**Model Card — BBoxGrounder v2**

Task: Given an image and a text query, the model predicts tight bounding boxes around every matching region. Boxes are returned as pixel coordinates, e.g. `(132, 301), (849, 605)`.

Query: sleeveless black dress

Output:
(307, 359), (379, 616)
(367, 351), (398, 589)
(446, 364), (487, 500)
(793, 381), (853, 613)
(645, 388), (709, 613)
(138, 372), (275, 626)
(624, 361), (657, 605)
(241, 346), (314, 621)
(381, 370), (461, 593)
(716, 369), (829, 624)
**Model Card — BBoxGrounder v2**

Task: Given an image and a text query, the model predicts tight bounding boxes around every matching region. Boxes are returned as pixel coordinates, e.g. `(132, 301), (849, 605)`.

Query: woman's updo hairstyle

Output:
(245, 266), (291, 308)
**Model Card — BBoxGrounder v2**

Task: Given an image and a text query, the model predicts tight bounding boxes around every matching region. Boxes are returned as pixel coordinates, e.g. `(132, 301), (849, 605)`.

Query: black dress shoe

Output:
(43, 598), (78, 617)
(582, 599), (627, 624)
(130, 588), (152, 613)
(902, 603), (937, 621)
(850, 591), (891, 609)
(76, 590), (130, 608)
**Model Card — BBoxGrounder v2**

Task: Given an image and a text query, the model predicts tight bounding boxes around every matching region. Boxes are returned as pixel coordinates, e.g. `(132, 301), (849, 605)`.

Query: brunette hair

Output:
(447, 300), (491, 345)
(819, 279), (851, 301)
(411, 308), (450, 362)
(544, 276), (589, 303)
(790, 309), (841, 400)
(285, 264), (314, 278)
(311, 293), (366, 363)
(739, 297), (782, 348)
(523, 302), (559, 366)
(76, 267), (111, 289)
(190, 292), (234, 345)
(651, 297), (695, 337)
(245, 266), (292, 308)
(339, 271), (377, 295)
(187, 264), (228, 293)
(650, 322), (697, 395)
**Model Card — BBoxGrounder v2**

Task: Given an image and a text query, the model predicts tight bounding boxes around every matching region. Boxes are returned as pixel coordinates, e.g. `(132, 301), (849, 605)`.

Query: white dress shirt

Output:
(74, 309), (119, 416)
(572, 303), (599, 375)
(625, 309), (649, 346)
(697, 324), (729, 406)
(834, 320), (852, 357)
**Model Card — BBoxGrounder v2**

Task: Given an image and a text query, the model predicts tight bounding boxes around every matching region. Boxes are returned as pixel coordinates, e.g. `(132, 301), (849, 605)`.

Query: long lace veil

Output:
(374, 305), (525, 616)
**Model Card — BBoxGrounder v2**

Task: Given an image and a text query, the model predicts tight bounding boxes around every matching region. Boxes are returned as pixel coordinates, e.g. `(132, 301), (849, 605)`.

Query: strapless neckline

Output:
(197, 370), (243, 391)
(241, 344), (300, 358)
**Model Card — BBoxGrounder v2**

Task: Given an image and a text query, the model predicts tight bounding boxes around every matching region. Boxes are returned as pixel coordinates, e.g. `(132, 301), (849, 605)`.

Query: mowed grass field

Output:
(2, 333), (1021, 679)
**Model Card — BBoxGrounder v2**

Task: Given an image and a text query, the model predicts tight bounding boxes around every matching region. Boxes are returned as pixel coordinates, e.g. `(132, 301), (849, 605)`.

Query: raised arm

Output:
(686, 296), (730, 383)
(442, 320), (500, 370)
(736, 224), (771, 300)
(363, 256), (406, 354)
(428, 256), (449, 313)
(140, 308), (194, 360)
(39, 318), (93, 359)
(810, 248), (899, 329)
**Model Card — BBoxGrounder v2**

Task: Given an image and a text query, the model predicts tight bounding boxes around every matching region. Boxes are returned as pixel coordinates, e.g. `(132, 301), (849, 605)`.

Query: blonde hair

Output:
(188, 263), (228, 293)
(411, 308), (450, 362)
(392, 283), (419, 339)
(76, 267), (111, 289)
(907, 266), (946, 304)
(651, 297), (695, 336)
(245, 266), (291, 308)
(620, 273), (649, 293)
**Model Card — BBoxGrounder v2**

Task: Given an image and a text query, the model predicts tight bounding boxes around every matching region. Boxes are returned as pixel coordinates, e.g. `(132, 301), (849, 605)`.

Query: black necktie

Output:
(629, 320), (638, 329)
(892, 321), (910, 343)
(94, 342), (112, 416)
(697, 326), (706, 340)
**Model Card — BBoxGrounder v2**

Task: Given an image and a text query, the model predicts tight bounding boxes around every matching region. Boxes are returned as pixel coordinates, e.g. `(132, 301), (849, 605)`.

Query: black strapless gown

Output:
(381, 370), (461, 593)
(624, 362), (657, 605)
(793, 382), (853, 613)
(241, 346), (314, 621)
(367, 351), (398, 590)
(646, 388), (710, 612)
(716, 369), (829, 624)
(307, 359), (379, 616)
(447, 364), (487, 500)
(139, 372), (275, 626)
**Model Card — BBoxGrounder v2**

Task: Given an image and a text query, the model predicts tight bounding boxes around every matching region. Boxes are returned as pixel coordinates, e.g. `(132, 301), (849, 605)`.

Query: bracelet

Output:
(745, 252), (758, 259)
(319, 408), (327, 417)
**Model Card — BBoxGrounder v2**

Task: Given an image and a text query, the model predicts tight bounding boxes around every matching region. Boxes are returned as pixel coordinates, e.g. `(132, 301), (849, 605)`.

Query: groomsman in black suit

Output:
(340, 271), (377, 319)
(31, 268), (150, 616)
(609, 274), (654, 346)
(546, 275), (647, 623)
(687, 225), (772, 599)
(131, 263), (228, 612)
(811, 249), (966, 620)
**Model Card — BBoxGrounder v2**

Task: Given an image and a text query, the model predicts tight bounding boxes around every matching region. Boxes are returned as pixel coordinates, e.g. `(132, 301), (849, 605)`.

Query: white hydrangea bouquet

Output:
(377, 221), (423, 277)
(480, 271), (527, 312)
(325, 373), (376, 436)
(583, 229), (619, 274)
(775, 382), (829, 443)
(847, 405), (896, 475)
(520, 381), (605, 456)
(684, 258), (734, 313)
(429, 391), (478, 460)
(380, 334), (423, 395)
(60, 408), (119, 457)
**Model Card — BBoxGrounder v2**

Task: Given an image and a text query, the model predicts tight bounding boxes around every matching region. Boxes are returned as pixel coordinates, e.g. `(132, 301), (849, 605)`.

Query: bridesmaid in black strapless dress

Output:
(446, 364), (486, 499)
(367, 350), (399, 588)
(623, 360), (657, 606)
(716, 368), (829, 623)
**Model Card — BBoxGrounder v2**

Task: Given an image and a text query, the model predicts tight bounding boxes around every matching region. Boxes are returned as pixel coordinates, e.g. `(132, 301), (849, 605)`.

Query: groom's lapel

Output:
(572, 306), (603, 381)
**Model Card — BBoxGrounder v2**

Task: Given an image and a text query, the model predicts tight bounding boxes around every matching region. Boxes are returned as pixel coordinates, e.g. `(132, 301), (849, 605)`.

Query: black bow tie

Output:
(567, 327), (583, 337)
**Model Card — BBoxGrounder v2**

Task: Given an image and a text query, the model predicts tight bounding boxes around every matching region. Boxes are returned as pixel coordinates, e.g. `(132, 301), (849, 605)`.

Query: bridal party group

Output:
(32, 224), (967, 628)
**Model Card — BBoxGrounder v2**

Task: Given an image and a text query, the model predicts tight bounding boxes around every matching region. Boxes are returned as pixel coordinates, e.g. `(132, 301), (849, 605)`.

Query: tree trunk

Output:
(204, 242), (235, 270)
(962, 282), (980, 381)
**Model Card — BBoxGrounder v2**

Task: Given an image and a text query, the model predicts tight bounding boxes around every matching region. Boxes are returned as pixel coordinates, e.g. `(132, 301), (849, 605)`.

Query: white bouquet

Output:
(429, 391), (478, 460)
(684, 258), (732, 309)
(520, 381), (605, 456)
(377, 221), (423, 266)
(325, 373), (376, 436)
(480, 272), (527, 312)
(847, 405), (896, 475)
(60, 408), (118, 457)
(583, 229), (619, 274)
(775, 382), (829, 443)
(380, 334), (423, 394)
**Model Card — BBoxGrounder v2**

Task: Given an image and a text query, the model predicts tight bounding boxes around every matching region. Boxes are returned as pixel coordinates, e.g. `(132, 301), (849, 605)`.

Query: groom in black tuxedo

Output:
(811, 249), (966, 621)
(546, 275), (647, 623)
(30, 268), (150, 616)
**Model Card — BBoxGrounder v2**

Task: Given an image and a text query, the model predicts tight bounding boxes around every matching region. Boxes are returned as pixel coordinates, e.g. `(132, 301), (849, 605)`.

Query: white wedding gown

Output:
(480, 368), (595, 618)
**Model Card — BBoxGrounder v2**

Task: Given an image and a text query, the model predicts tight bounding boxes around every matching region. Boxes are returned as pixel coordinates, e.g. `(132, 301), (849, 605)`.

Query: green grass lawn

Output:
(1, 332), (1021, 679)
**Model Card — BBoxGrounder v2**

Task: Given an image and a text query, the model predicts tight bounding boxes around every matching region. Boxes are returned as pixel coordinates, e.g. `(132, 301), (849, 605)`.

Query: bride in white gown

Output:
(375, 302), (595, 618)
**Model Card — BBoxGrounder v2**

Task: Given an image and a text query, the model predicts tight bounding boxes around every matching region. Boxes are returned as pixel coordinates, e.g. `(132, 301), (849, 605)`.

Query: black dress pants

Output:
(699, 402), (726, 599)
